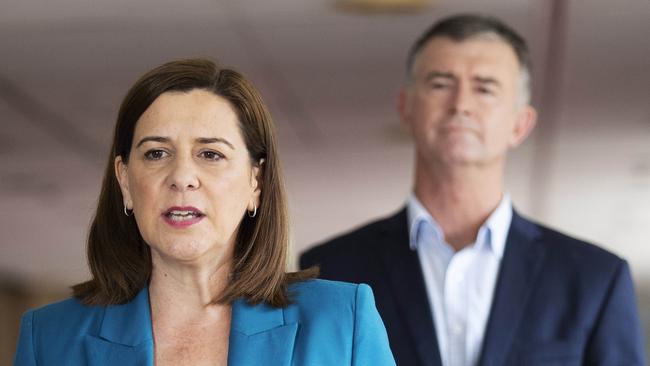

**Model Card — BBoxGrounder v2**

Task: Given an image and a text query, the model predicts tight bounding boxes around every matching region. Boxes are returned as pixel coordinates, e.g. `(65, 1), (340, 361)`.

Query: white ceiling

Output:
(0, 0), (649, 291)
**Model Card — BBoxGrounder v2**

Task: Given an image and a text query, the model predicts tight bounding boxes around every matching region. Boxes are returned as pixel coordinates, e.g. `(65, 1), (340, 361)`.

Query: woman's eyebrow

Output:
(134, 136), (235, 150)
(136, 136), (169, 148)
(195, 137), (235, 150)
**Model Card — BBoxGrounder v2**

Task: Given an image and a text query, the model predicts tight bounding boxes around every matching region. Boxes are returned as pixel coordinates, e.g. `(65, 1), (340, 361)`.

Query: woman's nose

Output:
(166, 156), (200, 191)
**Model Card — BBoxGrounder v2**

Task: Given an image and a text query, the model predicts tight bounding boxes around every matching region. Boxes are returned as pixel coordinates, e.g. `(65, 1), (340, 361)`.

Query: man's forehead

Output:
(414, 36), (520, 74)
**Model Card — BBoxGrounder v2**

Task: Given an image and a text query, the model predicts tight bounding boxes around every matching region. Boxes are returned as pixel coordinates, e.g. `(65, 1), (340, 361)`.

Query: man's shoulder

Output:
(301, 208), (406, 261)
(520, 214), (625, 273)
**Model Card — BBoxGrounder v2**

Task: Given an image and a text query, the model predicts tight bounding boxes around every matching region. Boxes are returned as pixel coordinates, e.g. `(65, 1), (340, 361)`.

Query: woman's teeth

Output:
(166, 210), (201, 220)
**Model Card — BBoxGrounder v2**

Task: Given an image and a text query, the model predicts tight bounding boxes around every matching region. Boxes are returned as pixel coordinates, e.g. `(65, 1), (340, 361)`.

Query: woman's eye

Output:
(200, 150), (224, 161)
(144, 149), (168, 160)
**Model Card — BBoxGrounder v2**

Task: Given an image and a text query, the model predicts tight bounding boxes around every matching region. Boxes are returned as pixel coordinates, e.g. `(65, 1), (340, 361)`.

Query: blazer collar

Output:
(378, 208), (443, 366)
(228, 299), (298, 365)
(84, 287), (298, 366)
(98, 286), (153, 345)
(84, 287), (154, 365)
(478, 210), (546, 366)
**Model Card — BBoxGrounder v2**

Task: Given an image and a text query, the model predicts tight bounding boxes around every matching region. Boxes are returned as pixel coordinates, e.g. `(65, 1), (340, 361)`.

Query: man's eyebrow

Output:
(136, 136), (169, 148)
(425, 71), (456, 82)
(196, 137), (235, 150)
(475, 76), (501, 87)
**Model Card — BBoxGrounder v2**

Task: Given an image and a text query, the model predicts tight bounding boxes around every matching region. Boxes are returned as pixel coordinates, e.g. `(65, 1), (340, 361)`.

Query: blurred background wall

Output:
(1, 0), (648, 364)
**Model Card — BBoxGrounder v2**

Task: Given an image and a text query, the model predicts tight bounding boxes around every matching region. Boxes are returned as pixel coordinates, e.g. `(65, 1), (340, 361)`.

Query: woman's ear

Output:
(114, 156), (133, 209)
(249, 158), (264, 210)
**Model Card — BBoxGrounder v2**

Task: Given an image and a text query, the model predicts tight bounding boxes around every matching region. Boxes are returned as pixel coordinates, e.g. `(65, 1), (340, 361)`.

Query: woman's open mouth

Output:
(162, 206), (205, 227)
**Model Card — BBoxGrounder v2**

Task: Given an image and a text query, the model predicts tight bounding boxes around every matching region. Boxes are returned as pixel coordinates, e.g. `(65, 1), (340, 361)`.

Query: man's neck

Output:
(414, 160), (504, 251)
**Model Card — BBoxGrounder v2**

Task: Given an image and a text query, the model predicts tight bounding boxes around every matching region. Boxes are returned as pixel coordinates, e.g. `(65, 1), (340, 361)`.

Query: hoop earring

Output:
(124, 205), (132, 217)
(247, 204), (257, 218)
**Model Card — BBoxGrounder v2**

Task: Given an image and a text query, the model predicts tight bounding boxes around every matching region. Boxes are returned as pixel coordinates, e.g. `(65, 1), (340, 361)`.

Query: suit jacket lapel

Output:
(82, 287), (297, 366)
(378, 209), (442, 366)
(84, 287), (154, 366)
(478, 211), (546, 366)
(228, 299), (298, 366)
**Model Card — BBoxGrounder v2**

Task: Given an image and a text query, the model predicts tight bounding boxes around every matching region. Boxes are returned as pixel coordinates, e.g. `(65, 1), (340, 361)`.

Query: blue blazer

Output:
(14, 279), (396, 366)
(301, 209), (647, 365)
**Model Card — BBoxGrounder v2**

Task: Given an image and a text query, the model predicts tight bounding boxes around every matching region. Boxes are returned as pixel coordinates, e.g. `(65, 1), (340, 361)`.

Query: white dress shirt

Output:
(407, 194), (512, 366)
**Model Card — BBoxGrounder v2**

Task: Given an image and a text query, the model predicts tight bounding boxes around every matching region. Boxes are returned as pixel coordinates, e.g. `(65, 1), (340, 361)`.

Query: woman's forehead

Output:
(134, 90), (242, 141)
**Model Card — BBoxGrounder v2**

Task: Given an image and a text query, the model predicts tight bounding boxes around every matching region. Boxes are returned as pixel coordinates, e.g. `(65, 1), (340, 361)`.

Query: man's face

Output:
(400, 36), (536, 168)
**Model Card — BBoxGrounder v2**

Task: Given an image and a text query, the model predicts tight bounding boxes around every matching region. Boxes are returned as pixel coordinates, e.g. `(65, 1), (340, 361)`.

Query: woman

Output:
(14, 59), (395, 366)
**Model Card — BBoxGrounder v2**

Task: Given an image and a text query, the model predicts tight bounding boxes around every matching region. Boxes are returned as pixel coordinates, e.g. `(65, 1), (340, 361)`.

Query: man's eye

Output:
(431, 82), (450, 90)
(477, 86), (494, 95)
(144, 149), (168, 160)
(200, 151), (224, 161)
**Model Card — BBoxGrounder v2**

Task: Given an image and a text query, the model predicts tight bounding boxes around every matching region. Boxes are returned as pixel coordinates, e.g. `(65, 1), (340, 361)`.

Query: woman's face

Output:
(115, 89), (261, 266)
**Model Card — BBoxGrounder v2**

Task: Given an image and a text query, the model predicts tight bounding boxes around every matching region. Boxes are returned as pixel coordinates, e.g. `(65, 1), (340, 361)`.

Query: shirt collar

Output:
(407, 193), (512, 259)
(407, 193), (440, 251)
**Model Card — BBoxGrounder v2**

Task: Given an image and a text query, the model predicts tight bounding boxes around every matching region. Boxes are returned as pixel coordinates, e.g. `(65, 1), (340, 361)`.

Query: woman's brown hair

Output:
(72, 58), (314, 307)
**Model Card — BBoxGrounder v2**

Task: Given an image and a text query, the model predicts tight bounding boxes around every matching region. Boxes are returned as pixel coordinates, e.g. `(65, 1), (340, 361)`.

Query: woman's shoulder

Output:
(29, 295), (89, 312)
(286, 279), (376, 317)
(289, 278), (369, 298)
(282, 279), (395, 365)
(21, 296), (105, 340)
(27, 296), (100, 318)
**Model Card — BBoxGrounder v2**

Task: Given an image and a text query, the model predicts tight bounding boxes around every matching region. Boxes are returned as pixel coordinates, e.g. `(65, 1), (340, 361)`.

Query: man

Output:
(300, 14), (645, 366)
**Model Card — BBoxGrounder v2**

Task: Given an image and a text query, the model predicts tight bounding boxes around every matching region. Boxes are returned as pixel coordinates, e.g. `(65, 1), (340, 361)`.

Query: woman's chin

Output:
(152, 240), (227, 266)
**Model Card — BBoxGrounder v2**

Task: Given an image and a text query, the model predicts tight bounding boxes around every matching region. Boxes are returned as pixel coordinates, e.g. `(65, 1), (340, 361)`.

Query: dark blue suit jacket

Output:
(300, 208), (646, 365)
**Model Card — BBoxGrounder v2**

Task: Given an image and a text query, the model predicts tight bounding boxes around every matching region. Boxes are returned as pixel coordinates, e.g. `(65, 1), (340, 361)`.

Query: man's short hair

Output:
(406, 14), (532, 104)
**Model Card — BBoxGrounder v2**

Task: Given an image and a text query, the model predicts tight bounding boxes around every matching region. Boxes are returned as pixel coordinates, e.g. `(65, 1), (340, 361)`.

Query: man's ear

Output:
(397, 87), (411, 128)
(114, 156), (132, 209)
(509, 105), (537, 148)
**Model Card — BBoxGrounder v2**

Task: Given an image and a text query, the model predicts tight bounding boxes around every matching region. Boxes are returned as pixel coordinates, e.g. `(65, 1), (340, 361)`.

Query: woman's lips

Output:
(162, 206), (205, 228)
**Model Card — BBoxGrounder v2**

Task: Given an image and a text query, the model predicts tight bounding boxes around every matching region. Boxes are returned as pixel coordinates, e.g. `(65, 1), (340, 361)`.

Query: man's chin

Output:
(439, 145), (484, 165)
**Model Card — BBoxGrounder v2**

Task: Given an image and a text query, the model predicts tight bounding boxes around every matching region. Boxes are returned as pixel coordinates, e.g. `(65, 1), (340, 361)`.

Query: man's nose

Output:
(450, 82), (474, 116)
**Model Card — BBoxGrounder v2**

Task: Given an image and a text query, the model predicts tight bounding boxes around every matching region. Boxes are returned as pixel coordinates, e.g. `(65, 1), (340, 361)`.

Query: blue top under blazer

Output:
(14, 279), (396, 366)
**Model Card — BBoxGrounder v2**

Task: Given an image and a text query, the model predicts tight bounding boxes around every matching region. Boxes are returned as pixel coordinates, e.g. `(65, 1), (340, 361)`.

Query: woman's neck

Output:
(148, 252), (232, 366)
(148, 250), (232, 311)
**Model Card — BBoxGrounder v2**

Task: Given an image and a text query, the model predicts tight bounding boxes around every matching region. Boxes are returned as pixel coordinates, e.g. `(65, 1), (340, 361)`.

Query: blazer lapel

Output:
(83, 287), (298, 365)
(478, 211), (546, 366)
(378, 209), (442, 366)
(228, 299), (298, 366)
(84, 287), (154, 366)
